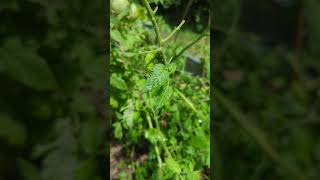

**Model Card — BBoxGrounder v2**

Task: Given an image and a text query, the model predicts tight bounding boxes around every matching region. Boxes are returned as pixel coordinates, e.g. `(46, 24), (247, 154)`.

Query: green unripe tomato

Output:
(111, 0), (129, 14)
(129, 3), (139, 19)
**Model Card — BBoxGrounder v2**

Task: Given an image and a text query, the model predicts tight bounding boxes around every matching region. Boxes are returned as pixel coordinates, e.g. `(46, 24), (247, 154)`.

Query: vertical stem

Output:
(141, 0), (167, 64)
(148, 93), (172, 157)
(146, 115), (163, 168)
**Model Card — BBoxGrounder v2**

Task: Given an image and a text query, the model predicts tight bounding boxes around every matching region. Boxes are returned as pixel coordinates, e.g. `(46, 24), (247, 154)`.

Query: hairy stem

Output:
(141, 0), (167, 64)
(162, 20), (186, 43)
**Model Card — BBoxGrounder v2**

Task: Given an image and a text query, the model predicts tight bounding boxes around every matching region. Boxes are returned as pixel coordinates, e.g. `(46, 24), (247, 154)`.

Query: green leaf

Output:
(111, 73), (127, 90)
(165, 157), (181, 174)
(70, 93), (94, 115)
(185, 170), (201, 180)
(122, 99), (134, 129)
(144, 64), (169, 92)
(167, 63), (176, 74)
(189, 134), (209, 149)
(111, 30), (123, 42)
(79, 120), (100, 154)
(0, 38), (58, 91)
(41, 120), (77, 180)
(110, 96), (119, 108)
(144, 129), (165, 144)
(145, 52), (156, 71)
(0, 113), (26, 146)
(145, 52), (156, 64)
(154, 85), (172, 109)
(113, 122), (123, 139)
(75, 159), (98, 180)
(17, 158), (41, 180)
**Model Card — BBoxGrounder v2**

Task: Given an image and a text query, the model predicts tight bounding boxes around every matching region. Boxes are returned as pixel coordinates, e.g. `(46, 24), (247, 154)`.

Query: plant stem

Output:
(135, 48), (162, 55)
(175, 88), (207, 120)
(141, 0), (167, 64)
(162, 20), (186, 43)
(171, 32), (209, 62)
(148, 93), (172, 157)
(146, 115), (163, 168)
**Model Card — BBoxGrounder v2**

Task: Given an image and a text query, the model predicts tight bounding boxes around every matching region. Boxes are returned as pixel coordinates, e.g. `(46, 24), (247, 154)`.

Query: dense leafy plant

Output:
(110, 0), (210, 179)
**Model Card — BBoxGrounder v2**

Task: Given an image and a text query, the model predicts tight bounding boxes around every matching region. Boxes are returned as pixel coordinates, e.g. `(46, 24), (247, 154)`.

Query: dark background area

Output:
(213, 0), (320, 179)
(0, 0), (107, 179)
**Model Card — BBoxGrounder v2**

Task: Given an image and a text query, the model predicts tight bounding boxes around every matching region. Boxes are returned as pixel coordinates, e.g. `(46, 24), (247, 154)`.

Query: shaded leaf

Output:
(122, 99), (134, 129)
(79, 120), (100, 154)
(76, 158), (98, 180)
(0, 38), (57, 91)
(111, 73), (127, 90)
(0, 113), (26, 146)
(17, 158), (41, 180)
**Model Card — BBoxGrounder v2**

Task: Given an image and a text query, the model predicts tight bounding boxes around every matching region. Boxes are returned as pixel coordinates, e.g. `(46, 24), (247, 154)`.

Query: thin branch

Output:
(135, 48), (162, 55)
(175, 88), (207, 120)
(162, 20), (186, 43)
(146, 113), (163, 168)
(153, 6), (158, 14)
(171, 32), (209, 62)
(141, 0), (167, 64)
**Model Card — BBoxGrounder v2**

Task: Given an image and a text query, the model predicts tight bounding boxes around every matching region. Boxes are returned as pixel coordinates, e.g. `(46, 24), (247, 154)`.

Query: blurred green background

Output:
(0, 0), (107, 179)
(1, 0), (320, 179)
(213, 0), (320, 179)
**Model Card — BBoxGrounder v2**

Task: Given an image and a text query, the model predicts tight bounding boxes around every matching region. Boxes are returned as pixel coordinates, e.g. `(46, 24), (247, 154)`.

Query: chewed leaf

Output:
(145, 52), (156, 64)
(144, 64), (169, 92)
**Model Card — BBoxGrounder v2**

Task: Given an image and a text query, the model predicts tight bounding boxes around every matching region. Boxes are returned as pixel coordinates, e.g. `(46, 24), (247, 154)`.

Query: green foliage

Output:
(0, 113), (26, 146)
(144, 63), (169, 92)
(110, 0), (210, 179)
(0, 0), (106, 179)
(111, 74), (128, 90)
(0, 38), (57, 91)
(214, 0), (320, 179)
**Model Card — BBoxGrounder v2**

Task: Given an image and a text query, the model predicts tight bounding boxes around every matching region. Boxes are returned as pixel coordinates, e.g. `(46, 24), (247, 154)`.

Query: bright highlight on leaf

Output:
(144, 63), (169, 92)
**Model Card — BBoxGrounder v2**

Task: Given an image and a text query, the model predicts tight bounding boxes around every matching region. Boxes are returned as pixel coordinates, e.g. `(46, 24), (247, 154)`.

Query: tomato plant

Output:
(110, 0), (210, 179)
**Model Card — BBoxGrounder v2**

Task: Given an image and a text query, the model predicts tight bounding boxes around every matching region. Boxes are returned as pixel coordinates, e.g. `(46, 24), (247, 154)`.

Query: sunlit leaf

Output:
(144, 63), (169, 92)
(165, 157), (181, 174)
